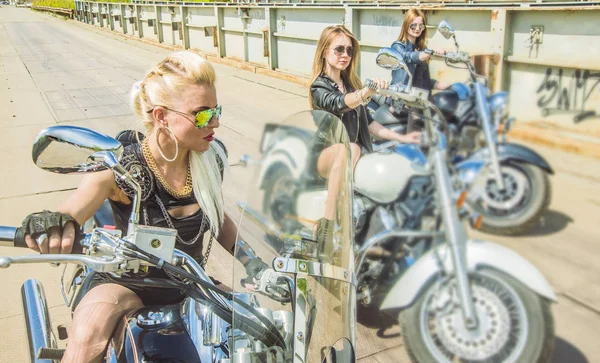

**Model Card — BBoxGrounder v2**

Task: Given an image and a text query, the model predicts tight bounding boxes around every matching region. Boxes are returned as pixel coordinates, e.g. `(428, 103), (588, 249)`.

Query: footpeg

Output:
(37, 347), (65, 360)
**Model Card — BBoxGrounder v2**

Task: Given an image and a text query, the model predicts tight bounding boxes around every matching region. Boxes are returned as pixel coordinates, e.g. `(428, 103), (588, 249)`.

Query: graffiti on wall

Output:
(374, 15), (400, 36)
(536, 67), (600, 123)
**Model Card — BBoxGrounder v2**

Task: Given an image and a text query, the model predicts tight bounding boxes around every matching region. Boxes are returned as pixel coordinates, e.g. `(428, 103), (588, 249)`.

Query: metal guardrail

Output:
(124, 0), (600, 6)
(73, 0), (600, 125)
(32, 5), (75, 17)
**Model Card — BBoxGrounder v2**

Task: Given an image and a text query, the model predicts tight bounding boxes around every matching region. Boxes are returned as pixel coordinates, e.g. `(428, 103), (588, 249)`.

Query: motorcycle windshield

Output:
(227, 110), (356, 362)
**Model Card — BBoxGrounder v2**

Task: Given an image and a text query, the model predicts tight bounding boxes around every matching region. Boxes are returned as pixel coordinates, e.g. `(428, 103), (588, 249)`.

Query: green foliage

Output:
(32, 0), (75, 9)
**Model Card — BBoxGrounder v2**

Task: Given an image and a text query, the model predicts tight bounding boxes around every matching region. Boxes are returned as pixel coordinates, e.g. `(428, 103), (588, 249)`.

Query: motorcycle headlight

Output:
(489, 92), (509, 127)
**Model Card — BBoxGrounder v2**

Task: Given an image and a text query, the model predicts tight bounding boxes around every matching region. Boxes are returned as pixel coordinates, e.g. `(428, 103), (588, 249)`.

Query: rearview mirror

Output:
(32, 125), (123, 174)
(437, 20), (455, 39)
(376, 47), (413, 89)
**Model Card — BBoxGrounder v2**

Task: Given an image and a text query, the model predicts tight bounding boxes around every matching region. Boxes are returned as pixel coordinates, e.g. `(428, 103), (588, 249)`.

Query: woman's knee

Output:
(74, 284), (143, 319)
(317, 144), (349, 177)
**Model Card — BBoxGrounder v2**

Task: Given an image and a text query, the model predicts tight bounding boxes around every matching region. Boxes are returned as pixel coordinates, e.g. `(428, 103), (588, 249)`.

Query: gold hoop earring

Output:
(156, 126), (178, 162)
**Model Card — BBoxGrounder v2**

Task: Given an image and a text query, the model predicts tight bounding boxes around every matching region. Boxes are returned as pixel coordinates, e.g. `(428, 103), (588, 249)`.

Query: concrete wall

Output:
(75, 1), (600, 125)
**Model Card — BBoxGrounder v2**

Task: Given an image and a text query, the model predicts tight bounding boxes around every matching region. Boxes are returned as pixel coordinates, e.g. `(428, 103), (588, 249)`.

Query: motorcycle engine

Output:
(353, 194), (375, 237)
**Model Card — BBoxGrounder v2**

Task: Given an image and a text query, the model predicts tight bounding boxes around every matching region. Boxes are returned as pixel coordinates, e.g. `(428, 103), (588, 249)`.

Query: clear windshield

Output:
(226, 110), (356, 362)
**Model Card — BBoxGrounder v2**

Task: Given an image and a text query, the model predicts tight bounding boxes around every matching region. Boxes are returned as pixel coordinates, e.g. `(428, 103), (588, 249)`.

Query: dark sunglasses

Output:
(409, 23), (426, 31)
(152, 105), (222, 129)
(333, 45), (354, 57)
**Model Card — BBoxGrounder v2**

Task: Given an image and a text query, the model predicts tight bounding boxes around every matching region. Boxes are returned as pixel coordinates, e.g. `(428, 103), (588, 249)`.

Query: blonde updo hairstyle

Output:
(130, 51), (228, 237)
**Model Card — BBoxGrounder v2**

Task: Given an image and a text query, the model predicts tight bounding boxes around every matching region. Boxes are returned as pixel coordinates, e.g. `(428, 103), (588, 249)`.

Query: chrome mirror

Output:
(376, 47), (407, 71)
(32, 125), (123, 174)
(437, 20), (455, 39)
(376, 47), (413, 89)
(438, 20), (460, 51)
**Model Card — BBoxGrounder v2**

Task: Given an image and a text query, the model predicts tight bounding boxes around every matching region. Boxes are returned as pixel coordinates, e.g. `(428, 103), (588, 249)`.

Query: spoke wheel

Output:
(399, 269), (554, 363)
(469, 162), (551, 236)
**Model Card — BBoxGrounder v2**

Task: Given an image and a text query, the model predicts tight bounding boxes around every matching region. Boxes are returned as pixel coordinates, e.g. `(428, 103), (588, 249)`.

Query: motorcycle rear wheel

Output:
(398, 268), (554, 363)
(470, 161), (551, 236)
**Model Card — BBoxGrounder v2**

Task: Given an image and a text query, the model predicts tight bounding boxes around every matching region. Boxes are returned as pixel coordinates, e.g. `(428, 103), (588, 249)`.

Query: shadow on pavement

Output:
(552, 337), (588, 363)
(524, 209), (574, 237)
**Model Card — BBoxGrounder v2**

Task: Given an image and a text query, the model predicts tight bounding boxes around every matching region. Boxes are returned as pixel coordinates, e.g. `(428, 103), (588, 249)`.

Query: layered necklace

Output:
(141, 138), (193, 199)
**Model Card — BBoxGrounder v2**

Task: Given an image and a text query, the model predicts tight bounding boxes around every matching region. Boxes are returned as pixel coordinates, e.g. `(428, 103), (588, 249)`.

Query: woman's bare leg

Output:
(317, 143), (361, 220)
(61, 284), (143, 363)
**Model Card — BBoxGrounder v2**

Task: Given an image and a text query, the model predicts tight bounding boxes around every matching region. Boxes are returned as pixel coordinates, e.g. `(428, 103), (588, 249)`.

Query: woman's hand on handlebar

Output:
(363, 78), (388, 97)
(25, 223), (77, 254)
(21, 210), (79, 254)
(420, 48), (447, 61)
(400, 131), (422, 144)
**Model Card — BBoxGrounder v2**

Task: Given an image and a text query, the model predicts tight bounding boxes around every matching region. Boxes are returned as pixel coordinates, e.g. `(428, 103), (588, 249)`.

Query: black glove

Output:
(20, 210), (80, 240)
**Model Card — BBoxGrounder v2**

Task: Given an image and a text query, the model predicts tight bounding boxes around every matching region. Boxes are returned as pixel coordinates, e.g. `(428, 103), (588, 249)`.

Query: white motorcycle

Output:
(249, 52), (556, 362)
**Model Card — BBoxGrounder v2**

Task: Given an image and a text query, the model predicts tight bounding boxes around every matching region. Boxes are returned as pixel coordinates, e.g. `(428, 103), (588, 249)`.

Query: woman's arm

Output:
(217, 213), (237, 256)
(311, 83), (365, 112)
(368, 121), (421, 144)
(391, 41), (427, 64)
(26, 170), (119, 254)
(58, 170), (119, 226)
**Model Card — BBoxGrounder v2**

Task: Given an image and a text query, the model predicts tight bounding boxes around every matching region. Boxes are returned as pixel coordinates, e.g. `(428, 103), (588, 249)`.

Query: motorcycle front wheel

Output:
(398, 268), (554, 363)
(469, 161), (551, 236)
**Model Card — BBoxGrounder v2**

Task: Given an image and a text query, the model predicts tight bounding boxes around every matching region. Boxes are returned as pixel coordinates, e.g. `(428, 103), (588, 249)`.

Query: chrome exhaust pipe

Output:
(21, 279), (58, 362)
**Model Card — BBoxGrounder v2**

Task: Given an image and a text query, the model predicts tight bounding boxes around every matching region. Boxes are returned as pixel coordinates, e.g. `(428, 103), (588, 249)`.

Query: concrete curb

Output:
(507, 123), (600, 160)
(67, 17), (600, 160)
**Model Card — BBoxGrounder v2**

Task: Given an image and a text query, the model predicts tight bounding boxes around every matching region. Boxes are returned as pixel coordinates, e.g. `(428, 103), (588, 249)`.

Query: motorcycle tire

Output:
(470, 161), (551, 236)
(398, 268), (554, 363)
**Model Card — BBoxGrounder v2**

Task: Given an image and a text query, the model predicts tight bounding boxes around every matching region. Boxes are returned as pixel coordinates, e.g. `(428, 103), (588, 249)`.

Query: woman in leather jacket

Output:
(391, 8), (449, 92)
(308, 25), (420, 242)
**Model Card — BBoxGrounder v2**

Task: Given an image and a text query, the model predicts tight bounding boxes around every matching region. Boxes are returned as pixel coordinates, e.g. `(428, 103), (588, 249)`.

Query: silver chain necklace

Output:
(143, 195), (213, 267)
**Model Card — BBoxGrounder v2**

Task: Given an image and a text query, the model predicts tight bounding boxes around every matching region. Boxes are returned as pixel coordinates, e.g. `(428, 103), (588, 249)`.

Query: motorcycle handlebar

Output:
(1, 225), (84, 254)
(431, 50), (471, 64)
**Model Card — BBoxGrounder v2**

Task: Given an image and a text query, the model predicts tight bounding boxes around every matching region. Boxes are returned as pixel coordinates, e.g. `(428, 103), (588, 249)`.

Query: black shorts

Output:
(89, 269), (224, 306)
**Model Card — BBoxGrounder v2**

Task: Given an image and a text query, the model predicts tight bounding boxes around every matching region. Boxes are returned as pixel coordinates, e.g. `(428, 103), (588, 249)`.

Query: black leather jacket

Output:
(310, 74), (373, 152)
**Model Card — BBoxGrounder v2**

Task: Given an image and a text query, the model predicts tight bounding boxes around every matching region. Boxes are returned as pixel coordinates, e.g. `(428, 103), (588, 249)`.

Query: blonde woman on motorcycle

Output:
(18, 51), (269, 362)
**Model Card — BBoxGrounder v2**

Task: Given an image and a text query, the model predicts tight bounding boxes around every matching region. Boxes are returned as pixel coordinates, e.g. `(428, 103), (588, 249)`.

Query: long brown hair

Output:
(309, 25), (362, 109)
(397, 9), (428, 51)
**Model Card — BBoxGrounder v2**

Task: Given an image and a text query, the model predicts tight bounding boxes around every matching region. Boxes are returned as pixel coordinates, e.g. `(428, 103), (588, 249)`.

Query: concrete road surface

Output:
(1, 7), (599, 362)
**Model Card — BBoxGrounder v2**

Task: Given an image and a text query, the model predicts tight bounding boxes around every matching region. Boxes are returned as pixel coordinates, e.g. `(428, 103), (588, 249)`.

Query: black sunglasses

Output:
(333, 45), (354, 58)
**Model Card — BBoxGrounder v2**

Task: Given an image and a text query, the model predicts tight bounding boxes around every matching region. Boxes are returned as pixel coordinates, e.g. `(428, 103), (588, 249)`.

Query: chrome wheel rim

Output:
(419, 272), (528, 362)
(481, 165), (528, 211)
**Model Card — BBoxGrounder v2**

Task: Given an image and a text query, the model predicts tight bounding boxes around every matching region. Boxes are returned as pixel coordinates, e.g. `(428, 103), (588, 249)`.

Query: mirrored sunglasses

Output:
(409, 23), (426, 31)
(157, 105), (222, 129)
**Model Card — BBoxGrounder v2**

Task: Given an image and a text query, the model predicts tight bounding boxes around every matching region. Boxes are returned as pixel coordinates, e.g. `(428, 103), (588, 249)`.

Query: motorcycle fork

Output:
(473, 82), (505, 190)
(430, 117), (479, 330)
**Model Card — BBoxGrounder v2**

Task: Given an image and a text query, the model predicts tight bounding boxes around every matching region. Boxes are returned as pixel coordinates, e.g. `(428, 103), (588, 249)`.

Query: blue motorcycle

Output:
(369, 21), (552, 236)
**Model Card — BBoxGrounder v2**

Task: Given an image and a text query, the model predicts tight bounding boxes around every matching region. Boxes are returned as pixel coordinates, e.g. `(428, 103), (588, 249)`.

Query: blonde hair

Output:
(398, 9), (429, 51)
(130, 51), (228, 236)
(309, 25), (362, 109)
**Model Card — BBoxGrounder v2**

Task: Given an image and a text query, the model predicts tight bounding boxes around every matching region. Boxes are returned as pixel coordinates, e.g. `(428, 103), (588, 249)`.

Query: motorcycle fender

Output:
(380, 239), (557, 311)
(258, 136), (309, 188)
(469, 144), (554, 175)
(454, 159), (486, 193)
